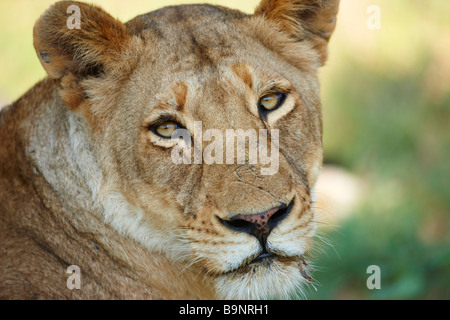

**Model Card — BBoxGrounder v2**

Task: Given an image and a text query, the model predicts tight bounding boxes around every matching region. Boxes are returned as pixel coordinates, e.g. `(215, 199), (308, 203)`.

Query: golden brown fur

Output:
(0, 0), (339, 299)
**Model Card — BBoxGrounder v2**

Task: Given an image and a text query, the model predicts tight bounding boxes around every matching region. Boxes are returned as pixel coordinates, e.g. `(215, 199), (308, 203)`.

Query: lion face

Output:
(33, 0), (339, 299)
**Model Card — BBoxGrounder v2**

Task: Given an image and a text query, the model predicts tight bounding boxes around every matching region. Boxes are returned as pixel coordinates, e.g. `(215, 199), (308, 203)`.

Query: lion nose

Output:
(218, 200), (293, 246)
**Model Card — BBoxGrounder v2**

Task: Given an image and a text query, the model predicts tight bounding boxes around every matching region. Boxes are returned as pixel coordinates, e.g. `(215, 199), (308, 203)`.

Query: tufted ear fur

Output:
(33, 1), (131, 79)
(254, 0), (339, 65)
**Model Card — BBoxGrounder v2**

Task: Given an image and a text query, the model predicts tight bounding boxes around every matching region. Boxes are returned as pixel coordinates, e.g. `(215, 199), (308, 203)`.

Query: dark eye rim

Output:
(147, 115), (185, 140)
(258, 92), (288, 115)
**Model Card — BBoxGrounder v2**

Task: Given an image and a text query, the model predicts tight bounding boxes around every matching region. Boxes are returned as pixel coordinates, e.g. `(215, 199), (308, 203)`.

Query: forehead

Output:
(127, 6), (298, 85)
(126, 4), (247, 43)
(128, 4), (254, 73)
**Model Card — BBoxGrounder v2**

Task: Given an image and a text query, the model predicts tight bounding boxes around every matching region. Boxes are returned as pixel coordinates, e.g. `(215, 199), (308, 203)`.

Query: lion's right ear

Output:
(33, 1), (131, 79)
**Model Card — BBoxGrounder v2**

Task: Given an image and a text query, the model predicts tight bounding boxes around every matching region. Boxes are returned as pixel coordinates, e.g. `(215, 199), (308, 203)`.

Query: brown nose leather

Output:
(218, 201), (292, 247)
(233, 207), (280, 239)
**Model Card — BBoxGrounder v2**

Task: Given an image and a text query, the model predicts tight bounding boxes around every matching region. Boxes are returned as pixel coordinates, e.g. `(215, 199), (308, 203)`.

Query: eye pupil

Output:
(259, 93), (285, 112)
(154, 121), (179, 138)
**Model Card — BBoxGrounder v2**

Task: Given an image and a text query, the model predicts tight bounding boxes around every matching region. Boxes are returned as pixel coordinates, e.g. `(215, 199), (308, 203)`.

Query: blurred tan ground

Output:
(314, 165), (366, 225)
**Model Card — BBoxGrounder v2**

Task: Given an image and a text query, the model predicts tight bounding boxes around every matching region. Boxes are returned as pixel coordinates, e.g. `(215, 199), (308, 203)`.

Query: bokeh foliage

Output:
(309, 0), (450, 299)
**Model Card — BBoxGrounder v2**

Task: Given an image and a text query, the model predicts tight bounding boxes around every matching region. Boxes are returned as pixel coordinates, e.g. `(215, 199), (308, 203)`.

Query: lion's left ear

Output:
(254, 0), (340, 66)
(33, 1), (131, 79)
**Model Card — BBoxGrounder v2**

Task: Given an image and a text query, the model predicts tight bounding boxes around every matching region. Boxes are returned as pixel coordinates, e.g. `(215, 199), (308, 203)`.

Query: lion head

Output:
(33, 0), (339, 299)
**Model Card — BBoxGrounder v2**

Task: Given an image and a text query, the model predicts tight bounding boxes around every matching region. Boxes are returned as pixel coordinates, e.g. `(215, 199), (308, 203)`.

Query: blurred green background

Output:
(1, 0), (449, 299)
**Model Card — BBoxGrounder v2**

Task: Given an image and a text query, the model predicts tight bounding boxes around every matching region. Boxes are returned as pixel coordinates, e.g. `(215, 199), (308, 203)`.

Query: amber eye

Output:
(258, 93), (286, 112)
(150, 121), (181, 139)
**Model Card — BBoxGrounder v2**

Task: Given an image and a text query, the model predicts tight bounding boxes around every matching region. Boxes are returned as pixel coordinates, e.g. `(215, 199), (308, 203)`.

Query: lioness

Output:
(0, 0), (339, 299)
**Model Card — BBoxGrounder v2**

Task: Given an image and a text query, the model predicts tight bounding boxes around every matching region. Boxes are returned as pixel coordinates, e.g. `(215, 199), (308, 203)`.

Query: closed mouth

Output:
(221, 251), (309, 278)
(250, 252), (275, 264)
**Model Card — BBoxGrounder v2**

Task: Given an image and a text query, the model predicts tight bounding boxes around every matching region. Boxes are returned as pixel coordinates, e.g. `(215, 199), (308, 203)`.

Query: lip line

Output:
(249, 252), (274, 264)
(216, 253), (313, 285)
(220, 252), (304, 276)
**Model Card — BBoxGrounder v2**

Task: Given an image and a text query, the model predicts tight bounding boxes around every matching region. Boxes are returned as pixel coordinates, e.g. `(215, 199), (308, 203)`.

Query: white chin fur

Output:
(213, 260), (309, 300)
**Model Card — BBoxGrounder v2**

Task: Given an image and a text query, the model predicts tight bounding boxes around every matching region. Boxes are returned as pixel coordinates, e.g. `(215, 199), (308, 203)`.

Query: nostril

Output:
(267, 199), (293, 228)
(220, 218), (253, 233)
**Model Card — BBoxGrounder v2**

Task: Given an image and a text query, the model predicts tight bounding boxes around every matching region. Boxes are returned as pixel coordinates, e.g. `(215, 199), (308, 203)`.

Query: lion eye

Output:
(151, 121), (181, 139)
(258, 93), (286, 112)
